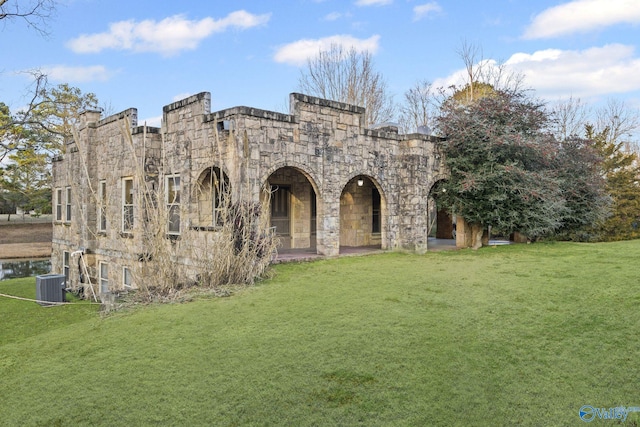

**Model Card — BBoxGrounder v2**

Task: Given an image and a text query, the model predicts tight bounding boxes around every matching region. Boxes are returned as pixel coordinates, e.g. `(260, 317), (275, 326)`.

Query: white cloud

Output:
(141, 115), (162, 127)
(324, 12), (343, 21)
(67, 10), (271, 56)
(42, 65), (113, 82)
(507, 44), (640, 98)
(274, 34), (381, 66)
(433, 44), (640, 100)
(355, 0), (392, 6)
(413, 2), (442, 21)
(523, 0), (640, 39)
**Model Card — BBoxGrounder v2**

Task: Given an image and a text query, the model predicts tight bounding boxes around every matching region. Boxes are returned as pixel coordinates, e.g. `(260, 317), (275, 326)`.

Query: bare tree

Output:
(549, 96), (591, 141)
(595, 98), (640, 151)
(453, 40), (525, 102)
(0, 0), (56, 35)
(456, 40), (484, 102)
(398, 79), (435, 134)
(298, 44), (395, 126)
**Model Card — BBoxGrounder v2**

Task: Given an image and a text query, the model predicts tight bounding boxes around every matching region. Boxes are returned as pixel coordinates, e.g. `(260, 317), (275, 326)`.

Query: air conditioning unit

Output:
(36, 274), (66, 306)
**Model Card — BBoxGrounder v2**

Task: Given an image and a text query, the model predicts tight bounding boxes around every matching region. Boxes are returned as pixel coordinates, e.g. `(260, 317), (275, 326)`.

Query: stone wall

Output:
(52, 92), (443, 293)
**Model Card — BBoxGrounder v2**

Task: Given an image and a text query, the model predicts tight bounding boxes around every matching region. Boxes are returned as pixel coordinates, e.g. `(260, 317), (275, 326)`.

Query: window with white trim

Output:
(99, 262), (109, 294)
(166, 174), (181, 234)
(55, 188), (63, 221)
(123, 266), (133, 289)
(65, 187), (72, 222)
(98, 180), (107, 232)
(122, 177), (134, 233)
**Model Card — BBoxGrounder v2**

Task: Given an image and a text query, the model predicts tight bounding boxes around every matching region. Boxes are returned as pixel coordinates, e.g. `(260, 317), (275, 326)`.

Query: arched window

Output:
(195, 167), (230, 227)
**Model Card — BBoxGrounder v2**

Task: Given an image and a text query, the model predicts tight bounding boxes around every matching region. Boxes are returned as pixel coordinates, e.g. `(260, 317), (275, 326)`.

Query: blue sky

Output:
(2, 0), (640, 127)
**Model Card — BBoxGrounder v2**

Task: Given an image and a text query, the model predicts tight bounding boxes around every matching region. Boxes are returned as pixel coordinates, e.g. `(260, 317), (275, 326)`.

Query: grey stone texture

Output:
(52, 92), (444, 292)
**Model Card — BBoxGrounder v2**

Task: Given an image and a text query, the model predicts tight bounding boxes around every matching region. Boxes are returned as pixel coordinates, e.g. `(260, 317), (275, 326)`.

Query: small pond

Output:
(0, 259), (51, 280)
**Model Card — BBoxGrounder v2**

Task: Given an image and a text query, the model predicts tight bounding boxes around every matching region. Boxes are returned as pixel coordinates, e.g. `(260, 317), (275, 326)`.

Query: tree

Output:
(0, 0), (56, 35)
(452, 40), (525, 103)
(29, 81), (99, 153)
(436, 89), (567, 248)
(0, 76), (97, 213)
(595, 98), (640, 153)
(0, 149), (50, 218)
(548, 96), (591, 141)
(553, 134), (609, 241)
(398, 79), (436, 134)
(588, 125), (640, 240)
(298, 44), (395, 126)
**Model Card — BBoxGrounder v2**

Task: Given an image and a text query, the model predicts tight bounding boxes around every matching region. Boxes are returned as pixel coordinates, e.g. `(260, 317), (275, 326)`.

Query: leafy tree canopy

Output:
(436, 89), (609, 246)
(1, 78), (97, 216)
(588, 125), (640, 240)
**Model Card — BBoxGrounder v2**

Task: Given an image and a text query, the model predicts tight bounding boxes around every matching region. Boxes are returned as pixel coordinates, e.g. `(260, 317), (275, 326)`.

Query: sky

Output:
(2, 0), (640, 127)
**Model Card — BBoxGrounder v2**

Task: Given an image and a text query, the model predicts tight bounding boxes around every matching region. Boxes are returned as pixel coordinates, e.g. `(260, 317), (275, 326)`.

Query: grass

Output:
(1, 241), (640, 426)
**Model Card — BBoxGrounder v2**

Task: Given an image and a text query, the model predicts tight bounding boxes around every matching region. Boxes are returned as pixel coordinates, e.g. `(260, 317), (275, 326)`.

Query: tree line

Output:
(1, 2), (639, 245)
(298, 42), (640, 245)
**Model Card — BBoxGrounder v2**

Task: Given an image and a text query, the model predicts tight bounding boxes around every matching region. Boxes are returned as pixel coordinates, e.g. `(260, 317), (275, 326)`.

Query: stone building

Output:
(51, 92), (449, 294)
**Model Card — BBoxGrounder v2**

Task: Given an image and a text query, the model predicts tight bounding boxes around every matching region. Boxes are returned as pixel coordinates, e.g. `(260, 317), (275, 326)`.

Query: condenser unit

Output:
(36, 274), (66, 306)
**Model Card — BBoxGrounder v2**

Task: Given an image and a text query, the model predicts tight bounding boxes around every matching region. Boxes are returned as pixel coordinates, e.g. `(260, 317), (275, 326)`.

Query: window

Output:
(65, 187), (72, 222)
(310, 189), (317, 236)
(166, 175), (181, 234)
(122, 178), (134, 232)
(372, 187), (381, 233)
(271, 185), (290, 235)
(99, 262), (109, 294)
(98, 180), (107, 232)
(123, 267), (133, 289)
(63, 251), (70, 283)
(197, 167), (229, 227)
(55, 189), (63, 221)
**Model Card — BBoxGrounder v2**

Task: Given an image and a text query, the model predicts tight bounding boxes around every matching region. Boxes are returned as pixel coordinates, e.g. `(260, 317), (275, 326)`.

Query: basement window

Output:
(123, 266), (133, 289)
(99, 262), (109, 294)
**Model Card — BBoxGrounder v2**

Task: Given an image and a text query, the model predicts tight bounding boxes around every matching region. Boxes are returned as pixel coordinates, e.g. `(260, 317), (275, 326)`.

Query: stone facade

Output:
(51, 92), (446, 294)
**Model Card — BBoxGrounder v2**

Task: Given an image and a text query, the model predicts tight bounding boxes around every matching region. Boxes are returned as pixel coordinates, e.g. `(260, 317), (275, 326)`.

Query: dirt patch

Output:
(0, 222), (52, 259)
(0, 243), (52, 259)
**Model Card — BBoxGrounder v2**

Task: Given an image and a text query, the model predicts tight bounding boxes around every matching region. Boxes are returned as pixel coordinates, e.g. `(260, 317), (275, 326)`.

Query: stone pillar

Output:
(316, 202), (340, 256)
(511, 232), (529, 243)
(456, 216), (472, 248)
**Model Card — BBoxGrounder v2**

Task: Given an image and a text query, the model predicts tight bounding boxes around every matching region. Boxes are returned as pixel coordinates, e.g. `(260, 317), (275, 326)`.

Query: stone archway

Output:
(339, 175), (385, 250)
(265, 166), (318, 251)
(428, 179), (455, 240)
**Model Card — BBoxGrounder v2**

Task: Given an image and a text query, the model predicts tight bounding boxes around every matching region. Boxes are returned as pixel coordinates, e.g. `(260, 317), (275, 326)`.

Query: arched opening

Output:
(194, 166), (230, 228)
(339, 175), (384, 250)
(428, 180), (455, 240)
(265, 167), (317, 250)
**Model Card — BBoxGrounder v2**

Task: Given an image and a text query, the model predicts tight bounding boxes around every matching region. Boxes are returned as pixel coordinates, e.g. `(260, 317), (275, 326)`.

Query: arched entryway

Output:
(339, 175), (384, 250)
(428, 180), (455, 239)
(265, 167), (318, 250)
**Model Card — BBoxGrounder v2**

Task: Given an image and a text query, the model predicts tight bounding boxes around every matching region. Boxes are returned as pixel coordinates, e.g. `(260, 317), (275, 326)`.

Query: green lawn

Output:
(1, 241), (639, 426)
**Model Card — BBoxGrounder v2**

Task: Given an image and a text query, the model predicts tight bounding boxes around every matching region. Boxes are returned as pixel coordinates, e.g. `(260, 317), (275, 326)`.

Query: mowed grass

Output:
(1, 241), (639, 426)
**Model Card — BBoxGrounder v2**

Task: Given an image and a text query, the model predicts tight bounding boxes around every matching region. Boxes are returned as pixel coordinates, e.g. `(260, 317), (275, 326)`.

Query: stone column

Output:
(316, 197), (340, 257)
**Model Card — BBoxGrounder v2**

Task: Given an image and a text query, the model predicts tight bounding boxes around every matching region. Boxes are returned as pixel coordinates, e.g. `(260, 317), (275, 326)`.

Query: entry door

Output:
(271, 186), (290, 235)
